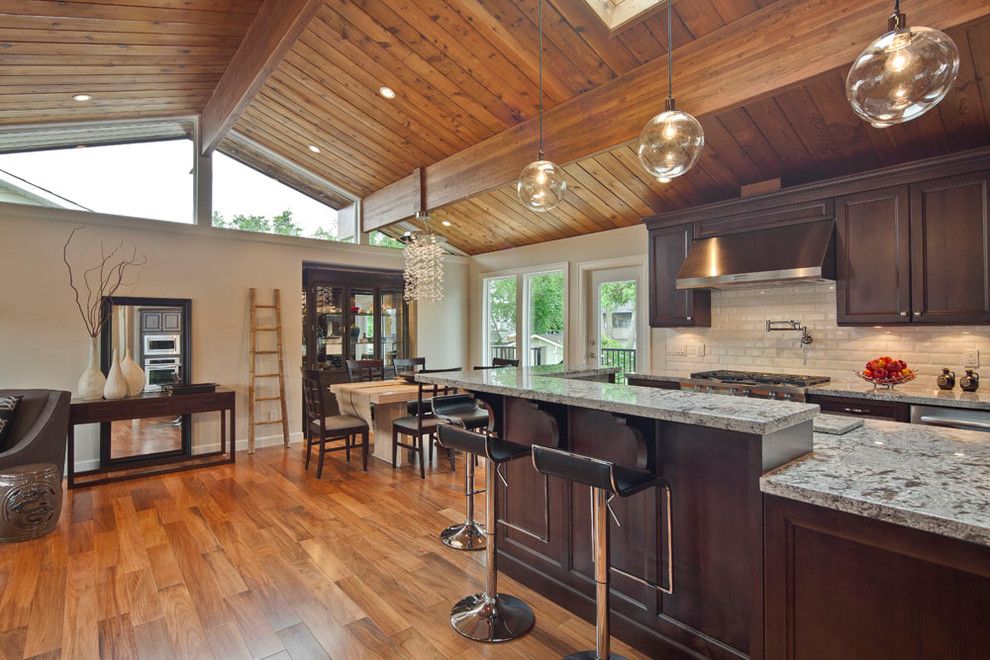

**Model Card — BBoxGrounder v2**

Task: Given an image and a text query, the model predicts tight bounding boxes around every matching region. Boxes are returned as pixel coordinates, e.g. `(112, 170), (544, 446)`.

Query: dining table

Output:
(330, 379), (425, 467)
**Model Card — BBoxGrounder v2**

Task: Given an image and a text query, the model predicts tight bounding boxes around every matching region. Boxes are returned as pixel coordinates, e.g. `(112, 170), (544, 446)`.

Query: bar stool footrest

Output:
(450, 593), (535, 643)
(565, 652), (628, 660)
(440, 521), (486, 551)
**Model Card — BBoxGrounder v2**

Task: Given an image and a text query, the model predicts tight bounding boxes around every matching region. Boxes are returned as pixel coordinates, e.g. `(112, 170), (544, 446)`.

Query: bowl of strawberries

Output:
(857, 356), (916, 389)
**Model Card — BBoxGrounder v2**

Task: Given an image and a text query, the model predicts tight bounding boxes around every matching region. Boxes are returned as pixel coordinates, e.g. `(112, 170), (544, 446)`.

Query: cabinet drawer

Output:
(696, 199), (834, 239)
(627, 377), (681, 390)
(807, 394), (908, 421)
(183, 393), (231, 414)
(71, 401), (133, 424)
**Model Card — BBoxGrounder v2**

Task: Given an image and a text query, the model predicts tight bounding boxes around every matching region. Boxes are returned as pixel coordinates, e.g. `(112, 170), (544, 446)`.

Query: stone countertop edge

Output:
(416, 367), (819, 435)
(761, 421), (990, 547)
(627, 371), (990, 411)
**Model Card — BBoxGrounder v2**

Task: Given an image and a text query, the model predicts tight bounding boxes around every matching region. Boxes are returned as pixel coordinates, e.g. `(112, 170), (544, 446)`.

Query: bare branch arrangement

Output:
(62, 226), (148, 338)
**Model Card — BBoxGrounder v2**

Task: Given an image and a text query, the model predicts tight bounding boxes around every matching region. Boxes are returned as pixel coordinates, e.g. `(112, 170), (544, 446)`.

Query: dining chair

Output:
(473, 357), (520, 370)
(302, 369), (369, 478)
(393, 357), (426, 375)
(346, 359), (386, 382)
(391, 368), (459, 478)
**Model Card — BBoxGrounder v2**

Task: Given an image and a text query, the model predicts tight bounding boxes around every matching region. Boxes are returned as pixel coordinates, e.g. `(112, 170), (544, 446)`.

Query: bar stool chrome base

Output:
(565, 652), (628, 659)
(450, 592), (535, 642)
(440, 520), (486, 551)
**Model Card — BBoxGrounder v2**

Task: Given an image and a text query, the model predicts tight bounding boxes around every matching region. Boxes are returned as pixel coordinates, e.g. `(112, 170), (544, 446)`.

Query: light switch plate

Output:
(695, 343), (706, 357)
(964, 348), (980, 368)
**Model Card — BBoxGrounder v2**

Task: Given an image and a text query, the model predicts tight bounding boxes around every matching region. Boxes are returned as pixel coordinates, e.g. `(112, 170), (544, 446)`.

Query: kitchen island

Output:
(419, 366), (990, 660)
(418, 365), (818, 659)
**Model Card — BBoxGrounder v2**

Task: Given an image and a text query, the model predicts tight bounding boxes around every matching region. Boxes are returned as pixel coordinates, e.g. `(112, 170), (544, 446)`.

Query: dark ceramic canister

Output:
(936, 368), (956, 390)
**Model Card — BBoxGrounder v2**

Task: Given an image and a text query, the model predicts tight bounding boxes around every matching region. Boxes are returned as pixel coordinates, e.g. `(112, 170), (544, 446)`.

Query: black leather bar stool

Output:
(431, 394), (491, 551)
(437, 425), (535, 642)
(532, 446), (673, 660)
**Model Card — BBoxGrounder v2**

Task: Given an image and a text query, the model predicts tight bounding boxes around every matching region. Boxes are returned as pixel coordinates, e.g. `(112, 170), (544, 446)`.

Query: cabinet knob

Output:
(686, 316), (692, 321)
(899, 311), (908, 317)
(914, 311), (921, 316)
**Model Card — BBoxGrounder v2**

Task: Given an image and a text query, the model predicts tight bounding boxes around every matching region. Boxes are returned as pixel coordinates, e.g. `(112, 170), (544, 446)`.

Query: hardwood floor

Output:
(0, 446), (648, 659)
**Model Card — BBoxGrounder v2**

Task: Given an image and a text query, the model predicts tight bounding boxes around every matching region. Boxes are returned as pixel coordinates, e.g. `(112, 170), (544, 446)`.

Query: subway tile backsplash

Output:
(664, 282), (990, 382)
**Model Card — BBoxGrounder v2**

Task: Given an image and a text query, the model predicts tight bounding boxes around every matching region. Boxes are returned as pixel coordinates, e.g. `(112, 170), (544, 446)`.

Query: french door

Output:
(587, 266), (641, 378)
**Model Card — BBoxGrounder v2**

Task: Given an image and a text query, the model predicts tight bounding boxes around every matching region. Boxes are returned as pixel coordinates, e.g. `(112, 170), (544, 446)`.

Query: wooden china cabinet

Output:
(301, 263), (409, 386)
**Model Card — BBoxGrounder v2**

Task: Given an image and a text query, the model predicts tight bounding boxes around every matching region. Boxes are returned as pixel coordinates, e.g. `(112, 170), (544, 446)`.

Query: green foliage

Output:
(529, 272), (564, 335)
(212, 209), (335, 240)
(599, 280), (636, 311)
(368, 231), (404, 249)
(486, 276), (517, 344)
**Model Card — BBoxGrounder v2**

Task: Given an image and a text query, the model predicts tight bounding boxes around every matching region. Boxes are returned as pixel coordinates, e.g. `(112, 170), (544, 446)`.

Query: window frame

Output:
(480, 262), (569, 368)
(0, 115), (417, 252)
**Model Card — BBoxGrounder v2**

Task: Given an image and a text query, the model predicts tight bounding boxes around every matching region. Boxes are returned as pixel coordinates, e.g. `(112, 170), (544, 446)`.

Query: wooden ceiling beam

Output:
(199, 0), (322, 155)
(361, 0), (990, 231)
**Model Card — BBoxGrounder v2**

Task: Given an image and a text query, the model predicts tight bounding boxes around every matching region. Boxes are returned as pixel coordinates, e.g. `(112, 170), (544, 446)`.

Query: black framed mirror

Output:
(100, 296), (192, 467)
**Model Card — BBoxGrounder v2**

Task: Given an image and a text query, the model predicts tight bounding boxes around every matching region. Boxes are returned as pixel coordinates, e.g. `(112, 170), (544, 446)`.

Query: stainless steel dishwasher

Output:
(910, 404), (990, 432)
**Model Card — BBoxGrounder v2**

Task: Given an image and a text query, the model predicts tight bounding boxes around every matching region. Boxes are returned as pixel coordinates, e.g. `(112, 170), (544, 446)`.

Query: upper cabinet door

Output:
(910, 171), (990, 324)
(836, 187), (912, 325)
(649, 224), (710, 327)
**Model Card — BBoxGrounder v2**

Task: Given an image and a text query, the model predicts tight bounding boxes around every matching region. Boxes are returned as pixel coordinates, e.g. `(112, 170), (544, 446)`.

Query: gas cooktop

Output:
(690, 370), (831, 388)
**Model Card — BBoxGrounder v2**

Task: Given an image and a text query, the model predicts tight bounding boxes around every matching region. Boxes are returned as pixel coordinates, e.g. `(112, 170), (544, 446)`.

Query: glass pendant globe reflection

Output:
(846, 25), (959, 128)
(637, 108), (705, 180)
(517, 159), (567, 212)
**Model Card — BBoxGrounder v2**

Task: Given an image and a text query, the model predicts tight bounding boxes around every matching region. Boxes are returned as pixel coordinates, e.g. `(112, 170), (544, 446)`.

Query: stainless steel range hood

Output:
(676, 221), (835, 290)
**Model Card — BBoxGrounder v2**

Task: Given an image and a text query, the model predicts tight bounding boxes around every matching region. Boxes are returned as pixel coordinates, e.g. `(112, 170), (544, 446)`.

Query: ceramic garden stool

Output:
(0, 463), (62, 543)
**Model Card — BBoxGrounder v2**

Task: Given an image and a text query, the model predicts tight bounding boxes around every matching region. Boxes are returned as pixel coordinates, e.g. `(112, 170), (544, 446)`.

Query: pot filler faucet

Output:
(766, 320), (813, 345)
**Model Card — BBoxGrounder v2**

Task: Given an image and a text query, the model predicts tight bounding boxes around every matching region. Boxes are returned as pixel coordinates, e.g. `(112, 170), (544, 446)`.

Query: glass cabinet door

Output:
(379, 289), (405, 367)
(349, 289), (376, 360)
(313, 285), (344, 371)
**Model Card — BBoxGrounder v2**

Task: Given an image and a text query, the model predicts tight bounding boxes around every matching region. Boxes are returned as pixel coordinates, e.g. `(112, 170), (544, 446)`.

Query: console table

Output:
(68, 388), (235, 488)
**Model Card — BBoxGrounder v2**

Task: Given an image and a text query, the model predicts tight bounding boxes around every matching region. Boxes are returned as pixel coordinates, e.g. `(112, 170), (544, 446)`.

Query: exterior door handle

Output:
(899, 311), (908, 317)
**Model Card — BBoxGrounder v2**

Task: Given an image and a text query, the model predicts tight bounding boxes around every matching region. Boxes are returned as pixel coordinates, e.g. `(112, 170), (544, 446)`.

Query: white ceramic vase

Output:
(120, 348), (146, 396)
(103, 348), (129, 400)
(77, 336), (106, 400)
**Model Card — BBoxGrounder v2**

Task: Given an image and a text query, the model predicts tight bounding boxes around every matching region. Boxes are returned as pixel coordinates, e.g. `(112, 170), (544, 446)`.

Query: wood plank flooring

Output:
(0, 446), (648, 659)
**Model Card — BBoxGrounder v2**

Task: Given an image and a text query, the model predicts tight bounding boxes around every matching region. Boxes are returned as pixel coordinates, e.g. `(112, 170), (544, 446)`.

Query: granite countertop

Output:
(416, 365), (819, 435)
(808, 380), (990, 410)
(761, 420), (990, 546)
(628, 370), (990, 410)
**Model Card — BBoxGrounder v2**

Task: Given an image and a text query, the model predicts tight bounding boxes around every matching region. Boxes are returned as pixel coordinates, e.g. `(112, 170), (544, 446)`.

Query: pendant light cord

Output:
(538, 0), (545, 160)
(894, 0), (900, 12)
(666, 0), (673, 104)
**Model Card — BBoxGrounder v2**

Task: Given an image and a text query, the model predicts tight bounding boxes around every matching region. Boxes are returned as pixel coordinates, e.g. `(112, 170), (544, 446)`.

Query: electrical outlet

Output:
(964, 348), (980, 368)
(695, 343), (706, 357)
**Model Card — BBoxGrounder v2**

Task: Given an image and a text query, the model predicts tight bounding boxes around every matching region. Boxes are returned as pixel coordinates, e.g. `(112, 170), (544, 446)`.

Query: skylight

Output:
(582, 0), (666, 32)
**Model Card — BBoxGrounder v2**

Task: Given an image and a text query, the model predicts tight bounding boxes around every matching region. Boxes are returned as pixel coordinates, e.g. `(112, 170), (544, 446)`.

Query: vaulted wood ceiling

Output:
(1, 1), (988, 255)
(426, 16), (990, 253)
(229, 0), (770, 198)
(0, 0), (263, 125)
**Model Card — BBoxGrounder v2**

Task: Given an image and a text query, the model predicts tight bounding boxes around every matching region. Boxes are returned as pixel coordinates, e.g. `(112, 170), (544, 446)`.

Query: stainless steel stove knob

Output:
(742, 388), (752, 397)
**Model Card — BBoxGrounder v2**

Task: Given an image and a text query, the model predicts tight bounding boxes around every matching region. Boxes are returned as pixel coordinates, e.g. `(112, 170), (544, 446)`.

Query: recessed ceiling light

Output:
(308, 144), (321, 153)
(441, 220), (451, 227)
(378, 86), (396, 99)
(72, 94), (92, 102)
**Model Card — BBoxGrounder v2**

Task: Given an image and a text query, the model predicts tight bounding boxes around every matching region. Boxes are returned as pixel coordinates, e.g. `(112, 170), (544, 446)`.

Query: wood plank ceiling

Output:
(229, 0), (769, 199)
(426, 15), (990, 254)
(0, 0), (263, 125)
(0, 2), (987, 255)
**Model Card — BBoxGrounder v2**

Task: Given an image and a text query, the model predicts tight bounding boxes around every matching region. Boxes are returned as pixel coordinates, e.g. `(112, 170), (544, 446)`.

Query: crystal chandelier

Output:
(401, 214), (445, 303)
(517, 0), (566, 212)
(846, 0), (959, 128)
(637, 0), (704, 182)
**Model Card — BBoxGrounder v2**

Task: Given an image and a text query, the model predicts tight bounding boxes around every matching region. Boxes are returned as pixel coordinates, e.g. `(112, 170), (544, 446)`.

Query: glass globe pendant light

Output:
(517, 0), (566, 212)
(637, 0), (704, 182)
(846, 0), (960, 128)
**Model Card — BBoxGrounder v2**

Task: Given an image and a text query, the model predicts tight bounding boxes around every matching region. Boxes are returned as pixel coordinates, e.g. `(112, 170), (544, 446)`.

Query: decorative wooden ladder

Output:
(248, 288), (289, 454)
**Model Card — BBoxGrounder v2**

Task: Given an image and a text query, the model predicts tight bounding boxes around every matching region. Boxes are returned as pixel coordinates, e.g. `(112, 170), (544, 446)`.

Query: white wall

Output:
(0, 204), (468, 468)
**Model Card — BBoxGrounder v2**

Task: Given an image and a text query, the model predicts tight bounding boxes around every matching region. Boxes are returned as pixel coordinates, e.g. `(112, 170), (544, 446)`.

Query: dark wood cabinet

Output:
(805, 393), (910, 421)
(645, 149), (990, 327)
(765, 495), (990, 660)
(910, 171), (990, 324)
(836, 187), (912, 324)
(648, 223), (710, 328)
(140, 309), (182, 332)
